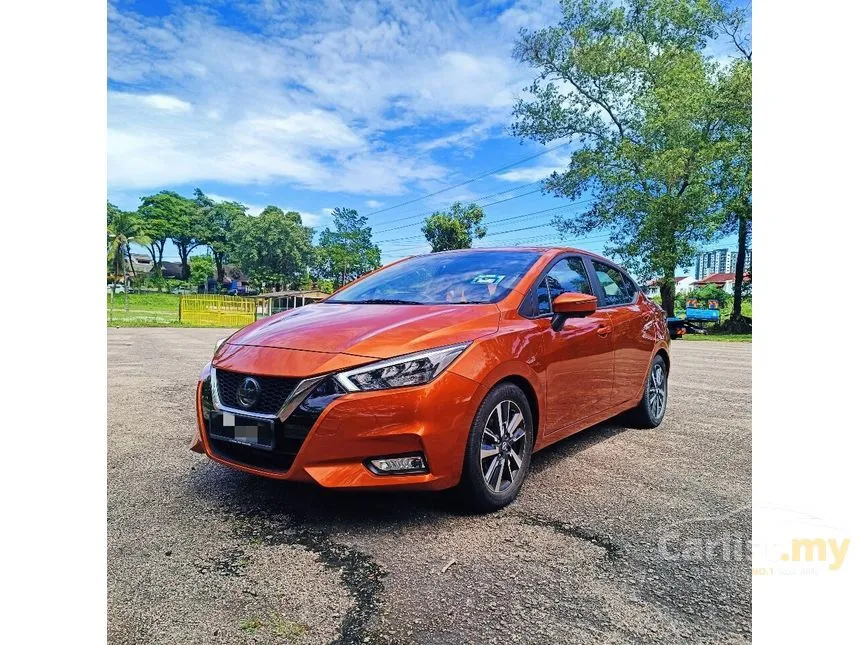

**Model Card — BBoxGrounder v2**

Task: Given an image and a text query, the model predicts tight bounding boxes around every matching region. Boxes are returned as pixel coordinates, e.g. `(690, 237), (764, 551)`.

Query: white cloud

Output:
(495, 166), (557, 182)
(365, 200), (383, 207)
(206, 193), (326, 226)
(142, 94), (192, 111)
(494, 147), (571, 182)
(107, 0), (560, 194)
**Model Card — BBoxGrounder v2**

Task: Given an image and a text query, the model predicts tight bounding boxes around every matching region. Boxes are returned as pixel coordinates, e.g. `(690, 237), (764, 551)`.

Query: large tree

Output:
(194, 188), (247, 285)
(136, 197), (170, 277)
(421, 202), (487, 252)
(317, 207), (381, 288)
(714, 3), (751, 326)
(512, 0), (732, 316)
(138, 191), (203, 280)
(232, 206), (314, 290)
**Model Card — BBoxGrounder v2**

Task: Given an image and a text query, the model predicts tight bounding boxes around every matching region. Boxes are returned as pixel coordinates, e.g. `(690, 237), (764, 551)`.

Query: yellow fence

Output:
(179, 294), (257, 327)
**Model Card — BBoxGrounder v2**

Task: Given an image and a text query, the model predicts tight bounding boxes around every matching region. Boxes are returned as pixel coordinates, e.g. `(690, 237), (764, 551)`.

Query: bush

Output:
(675, 284), (730, 311)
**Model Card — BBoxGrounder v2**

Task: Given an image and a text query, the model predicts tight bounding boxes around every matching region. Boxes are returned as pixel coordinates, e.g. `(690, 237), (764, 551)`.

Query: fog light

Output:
(368, 454), (427, 475)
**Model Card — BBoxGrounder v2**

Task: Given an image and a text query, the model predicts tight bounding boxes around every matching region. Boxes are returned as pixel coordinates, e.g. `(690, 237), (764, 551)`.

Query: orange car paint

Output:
(193, 247), (669, 490)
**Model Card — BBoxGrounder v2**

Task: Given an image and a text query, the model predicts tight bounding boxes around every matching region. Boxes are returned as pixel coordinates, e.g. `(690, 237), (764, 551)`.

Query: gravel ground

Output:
(108, 328), (751, 644)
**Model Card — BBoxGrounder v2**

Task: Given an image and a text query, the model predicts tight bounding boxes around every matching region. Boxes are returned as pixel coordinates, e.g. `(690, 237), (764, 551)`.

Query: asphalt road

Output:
(108, 328), (751, 644)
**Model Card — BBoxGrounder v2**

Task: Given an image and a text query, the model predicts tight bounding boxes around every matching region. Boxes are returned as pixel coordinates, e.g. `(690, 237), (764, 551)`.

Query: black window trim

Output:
(517, 253), (596, 319)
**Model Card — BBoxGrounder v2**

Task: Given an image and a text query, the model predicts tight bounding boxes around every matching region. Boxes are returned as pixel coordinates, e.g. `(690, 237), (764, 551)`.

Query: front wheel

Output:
(629, 354), (668, 428)
(457, 383), (534, 512)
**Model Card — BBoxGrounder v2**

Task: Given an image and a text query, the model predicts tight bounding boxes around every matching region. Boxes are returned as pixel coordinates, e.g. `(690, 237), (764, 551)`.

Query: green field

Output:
(107, 292), (182, 326)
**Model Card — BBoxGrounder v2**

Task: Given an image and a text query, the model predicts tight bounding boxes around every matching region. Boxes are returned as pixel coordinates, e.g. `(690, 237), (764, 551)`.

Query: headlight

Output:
(334, 342), (470, 392)
(214, 337), (227, 356)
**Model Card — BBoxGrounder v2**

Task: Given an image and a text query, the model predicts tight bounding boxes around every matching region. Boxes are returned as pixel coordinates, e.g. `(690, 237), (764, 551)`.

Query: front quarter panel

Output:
(448, 312), (547, 446)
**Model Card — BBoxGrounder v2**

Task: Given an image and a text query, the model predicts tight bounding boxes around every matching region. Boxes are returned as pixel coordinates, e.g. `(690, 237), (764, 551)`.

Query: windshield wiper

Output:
(349, 298), (424, 305)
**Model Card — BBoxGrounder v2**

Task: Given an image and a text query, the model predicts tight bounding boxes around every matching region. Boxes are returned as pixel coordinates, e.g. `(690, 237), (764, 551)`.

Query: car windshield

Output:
(328, 250), (543, 305)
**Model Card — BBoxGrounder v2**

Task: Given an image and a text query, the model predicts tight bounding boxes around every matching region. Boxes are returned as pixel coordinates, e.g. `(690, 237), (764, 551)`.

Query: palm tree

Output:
(107, 204), (149, 323)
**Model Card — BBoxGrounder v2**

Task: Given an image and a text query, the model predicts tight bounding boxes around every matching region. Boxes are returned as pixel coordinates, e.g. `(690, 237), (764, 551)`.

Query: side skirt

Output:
(533, 396), (640, 452)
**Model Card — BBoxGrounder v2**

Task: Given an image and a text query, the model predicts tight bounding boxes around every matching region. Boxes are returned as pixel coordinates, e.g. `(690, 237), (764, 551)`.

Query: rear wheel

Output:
(629, 354), (668, 428)
(457, 383), (534, 512)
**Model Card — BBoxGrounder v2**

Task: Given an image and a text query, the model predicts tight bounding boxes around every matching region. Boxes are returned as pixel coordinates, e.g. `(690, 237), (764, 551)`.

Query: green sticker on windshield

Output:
(471, 274), (506, 285)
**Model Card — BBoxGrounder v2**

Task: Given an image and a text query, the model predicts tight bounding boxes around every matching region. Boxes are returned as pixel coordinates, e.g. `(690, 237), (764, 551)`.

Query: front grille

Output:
(201, 376), (345, 474)
(215, 369), (299, 415)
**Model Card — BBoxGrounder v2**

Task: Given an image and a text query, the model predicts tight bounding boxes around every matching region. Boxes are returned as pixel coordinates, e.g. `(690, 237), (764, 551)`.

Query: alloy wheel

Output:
(480, 400), (527, 493)
(648, 362), (667, 420)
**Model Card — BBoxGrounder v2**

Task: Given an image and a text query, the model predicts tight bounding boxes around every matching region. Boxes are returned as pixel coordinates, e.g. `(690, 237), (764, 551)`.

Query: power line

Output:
(374, 188), (544, 235)
(374, 199), (594, 244)
(363, 143), (569, 218)
(380, 231), (613, 259)
(372, 181), (545, 233)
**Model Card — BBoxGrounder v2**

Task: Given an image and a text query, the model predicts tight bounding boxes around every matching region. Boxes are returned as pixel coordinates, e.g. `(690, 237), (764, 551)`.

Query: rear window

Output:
(592, 260), (638, 306)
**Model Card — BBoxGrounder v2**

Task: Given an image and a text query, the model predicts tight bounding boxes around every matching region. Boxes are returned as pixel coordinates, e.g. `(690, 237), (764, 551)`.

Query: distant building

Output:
(128, 253), (154, 275)
(691, 272), (751, 294)
(643, 276), (696, 298)
(695, 248), (751, 280)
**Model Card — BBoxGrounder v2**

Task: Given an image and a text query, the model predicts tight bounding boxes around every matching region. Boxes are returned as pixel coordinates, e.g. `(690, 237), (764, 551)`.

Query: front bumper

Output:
(193, 364), (487, 491)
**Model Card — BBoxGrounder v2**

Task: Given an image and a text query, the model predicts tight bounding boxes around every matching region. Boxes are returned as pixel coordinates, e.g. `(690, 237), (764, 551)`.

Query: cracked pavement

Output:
(108, 328), (751, 644)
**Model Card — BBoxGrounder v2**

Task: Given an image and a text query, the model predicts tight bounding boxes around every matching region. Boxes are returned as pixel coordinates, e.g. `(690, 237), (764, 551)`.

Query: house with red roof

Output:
(692, 272), (751, 294)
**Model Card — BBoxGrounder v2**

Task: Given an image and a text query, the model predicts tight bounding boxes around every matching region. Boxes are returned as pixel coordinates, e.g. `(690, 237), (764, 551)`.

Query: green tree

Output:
(512, 0), (732, 316)
(189, 254), (215, 288)
(138, 191), (203, 280)
(232, 206), (314, 290)
(194, 188), (247, 285)
(714, 3), (751, 326)
(137, 194), (172, 278)
(107, 203), (148, 320)
(317, 208), (381, 288)
(421, 202), (487, 252)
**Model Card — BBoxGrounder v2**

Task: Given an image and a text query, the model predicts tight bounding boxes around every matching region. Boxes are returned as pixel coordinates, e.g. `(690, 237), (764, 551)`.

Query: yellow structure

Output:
(179, 294), (256, 327)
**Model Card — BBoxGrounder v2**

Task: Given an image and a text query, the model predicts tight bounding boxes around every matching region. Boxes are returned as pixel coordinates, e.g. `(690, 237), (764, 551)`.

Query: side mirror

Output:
(551, 292), (597, 331)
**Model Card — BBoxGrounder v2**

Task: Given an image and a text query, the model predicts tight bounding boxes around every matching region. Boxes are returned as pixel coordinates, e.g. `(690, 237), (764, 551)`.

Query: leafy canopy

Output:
(317, 207), (381, 288)
(421, 202), (487, 252)
(231, 206), (314, 288)
(512, 0), (739, 314)
(194, 188), (248, 282)
(189, 255), (215, 286)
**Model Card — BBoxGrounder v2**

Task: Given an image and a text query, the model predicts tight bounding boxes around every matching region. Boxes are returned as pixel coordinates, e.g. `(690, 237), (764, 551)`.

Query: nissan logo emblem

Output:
(236, 377), (261, 408)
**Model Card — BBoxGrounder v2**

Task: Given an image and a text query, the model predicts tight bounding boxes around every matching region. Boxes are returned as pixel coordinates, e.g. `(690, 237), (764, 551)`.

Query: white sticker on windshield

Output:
(471, 274), (506, 285)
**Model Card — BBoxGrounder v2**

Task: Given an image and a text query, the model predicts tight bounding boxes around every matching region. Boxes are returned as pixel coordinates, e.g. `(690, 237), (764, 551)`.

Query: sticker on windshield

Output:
(471, 274), (506, 285)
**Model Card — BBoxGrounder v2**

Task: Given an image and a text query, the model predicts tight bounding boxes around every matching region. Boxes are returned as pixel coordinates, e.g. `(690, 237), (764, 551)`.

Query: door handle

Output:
(597, 323), (612, 337)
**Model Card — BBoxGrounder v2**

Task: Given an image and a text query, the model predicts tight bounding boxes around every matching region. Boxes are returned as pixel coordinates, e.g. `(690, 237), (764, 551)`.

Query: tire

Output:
(629, 354), (668, 428)
(457, 382), (535, 512)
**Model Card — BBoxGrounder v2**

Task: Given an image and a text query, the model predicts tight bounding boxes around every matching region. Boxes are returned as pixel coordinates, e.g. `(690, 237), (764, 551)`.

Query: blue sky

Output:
(108, 0), (743, 273)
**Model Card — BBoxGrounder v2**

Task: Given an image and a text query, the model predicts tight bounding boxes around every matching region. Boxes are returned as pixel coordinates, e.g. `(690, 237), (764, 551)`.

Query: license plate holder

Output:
(208, 411), (275, 451)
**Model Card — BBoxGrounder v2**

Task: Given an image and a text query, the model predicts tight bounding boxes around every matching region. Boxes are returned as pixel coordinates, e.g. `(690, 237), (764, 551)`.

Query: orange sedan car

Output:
(192, 247), (669, 510)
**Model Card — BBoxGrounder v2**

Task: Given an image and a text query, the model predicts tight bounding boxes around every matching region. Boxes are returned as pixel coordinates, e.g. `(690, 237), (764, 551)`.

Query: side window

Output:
(591, 261), (637, 306)
(533, 256), (593, 316)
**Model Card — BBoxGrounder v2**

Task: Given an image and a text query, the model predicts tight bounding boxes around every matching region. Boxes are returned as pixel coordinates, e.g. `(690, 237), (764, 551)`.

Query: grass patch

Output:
(270, 615), (309, 639)
(107, 293), (181, 326)
(239, 618), (264, 633)
(682, 333), (752, 342)
(238, 615), (308, 640)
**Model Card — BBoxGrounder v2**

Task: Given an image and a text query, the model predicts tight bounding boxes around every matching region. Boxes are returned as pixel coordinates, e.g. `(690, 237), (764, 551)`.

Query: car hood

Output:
(224, 302), (501, 360)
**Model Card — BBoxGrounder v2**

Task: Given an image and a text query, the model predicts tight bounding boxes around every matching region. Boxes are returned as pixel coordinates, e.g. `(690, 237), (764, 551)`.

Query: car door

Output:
(522, 255), (615, 435)
(588, 259), (653, 404)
